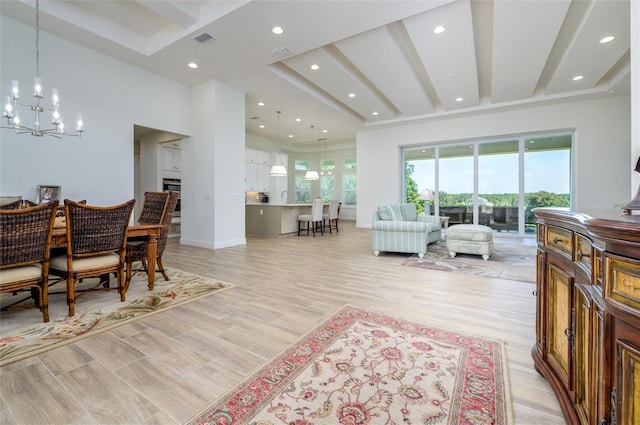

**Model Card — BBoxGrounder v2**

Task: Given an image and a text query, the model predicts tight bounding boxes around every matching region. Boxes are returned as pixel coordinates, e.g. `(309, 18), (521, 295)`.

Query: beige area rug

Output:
(403, 241), (536, 283)
(189, 305), (513, 425)
(0, 269), (234, 366)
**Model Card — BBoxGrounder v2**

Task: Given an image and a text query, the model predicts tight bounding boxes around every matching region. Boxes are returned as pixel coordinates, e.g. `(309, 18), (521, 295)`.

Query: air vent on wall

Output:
(194, 32), (215, 43)
(270, 46), (292, 59)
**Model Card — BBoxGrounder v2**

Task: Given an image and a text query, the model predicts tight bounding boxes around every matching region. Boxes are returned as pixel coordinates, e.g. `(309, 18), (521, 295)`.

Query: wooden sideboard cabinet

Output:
(532, 209), (640, 425)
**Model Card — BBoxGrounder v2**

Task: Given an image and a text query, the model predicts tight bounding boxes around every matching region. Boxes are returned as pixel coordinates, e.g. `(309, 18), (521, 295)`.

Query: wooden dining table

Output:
(51, 222), (162, 290)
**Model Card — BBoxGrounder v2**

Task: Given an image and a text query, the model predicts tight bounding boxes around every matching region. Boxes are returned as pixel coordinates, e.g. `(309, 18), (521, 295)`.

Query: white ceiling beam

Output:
(135, 0), (200, 28)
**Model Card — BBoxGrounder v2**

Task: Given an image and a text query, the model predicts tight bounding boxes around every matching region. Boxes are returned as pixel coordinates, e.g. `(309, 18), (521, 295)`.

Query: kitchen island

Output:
(246, 203), (321, 236)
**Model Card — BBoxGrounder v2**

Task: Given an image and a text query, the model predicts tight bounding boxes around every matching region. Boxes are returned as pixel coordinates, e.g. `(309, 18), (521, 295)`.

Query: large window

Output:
(295, 160), (312, 202)
(404, 132), (571, 236)
(321, 174), (335, 200)
(343, 158), (357, 206)
(320, 159), (335, 200)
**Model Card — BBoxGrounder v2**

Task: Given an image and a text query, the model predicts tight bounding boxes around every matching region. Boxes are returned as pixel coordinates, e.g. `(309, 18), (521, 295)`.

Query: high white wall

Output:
(181, 80), (246, 249)
(0, 17), (191, 205)
(356, 94), (632, 227)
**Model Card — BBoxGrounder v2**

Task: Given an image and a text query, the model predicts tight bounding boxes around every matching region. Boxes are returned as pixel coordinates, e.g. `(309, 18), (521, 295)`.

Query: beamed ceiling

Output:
(0, 0), (631, 150)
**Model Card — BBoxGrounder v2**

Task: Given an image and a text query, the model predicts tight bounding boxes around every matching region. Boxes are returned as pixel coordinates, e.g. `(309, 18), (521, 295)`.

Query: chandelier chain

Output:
(35, 0), (40, 79)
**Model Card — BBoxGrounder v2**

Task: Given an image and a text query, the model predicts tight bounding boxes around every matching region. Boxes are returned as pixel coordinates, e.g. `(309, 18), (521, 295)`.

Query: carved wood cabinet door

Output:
(546, 261), (573, 390)
(613, 320), (640, 425)
(574, 284), (592, 424)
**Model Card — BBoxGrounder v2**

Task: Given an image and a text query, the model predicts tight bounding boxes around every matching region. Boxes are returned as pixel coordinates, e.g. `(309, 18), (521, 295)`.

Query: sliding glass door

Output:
(477, 139), (520, 232)
(404, 132), (572, 237)
(438, 144), (474, 225)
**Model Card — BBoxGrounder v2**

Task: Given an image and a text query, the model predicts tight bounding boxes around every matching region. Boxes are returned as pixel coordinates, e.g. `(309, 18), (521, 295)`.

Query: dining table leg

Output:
(146, 231), (158, 290)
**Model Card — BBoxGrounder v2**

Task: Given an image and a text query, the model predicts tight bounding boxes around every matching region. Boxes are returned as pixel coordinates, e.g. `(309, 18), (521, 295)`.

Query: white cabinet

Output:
(245, 148), (270, 165)
(245, 162), (270, 192)
(162, 147), (181, 172)
(245, 149), (288, 194)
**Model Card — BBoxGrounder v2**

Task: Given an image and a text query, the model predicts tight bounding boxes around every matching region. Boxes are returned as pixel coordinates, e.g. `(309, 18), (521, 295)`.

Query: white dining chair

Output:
(298, 199), (325, 237)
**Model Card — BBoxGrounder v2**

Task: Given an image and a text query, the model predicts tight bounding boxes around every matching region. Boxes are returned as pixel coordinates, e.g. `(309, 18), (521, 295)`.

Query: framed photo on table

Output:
(36, 185), (61, 203)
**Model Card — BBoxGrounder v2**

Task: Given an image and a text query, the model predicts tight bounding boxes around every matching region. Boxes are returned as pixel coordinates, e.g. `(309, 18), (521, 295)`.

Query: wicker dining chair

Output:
(49, 199), (135, 317)
(125, 191), (178, 291)
(0, 201), (59, 322)
(0, 199), (24, 210)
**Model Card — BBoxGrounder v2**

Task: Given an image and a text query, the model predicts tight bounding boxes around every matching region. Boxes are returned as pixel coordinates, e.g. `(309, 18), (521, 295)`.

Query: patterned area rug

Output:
(189, 306), (513, 425)
(403, 241), (536, 283)
(0, 269), (233, 366)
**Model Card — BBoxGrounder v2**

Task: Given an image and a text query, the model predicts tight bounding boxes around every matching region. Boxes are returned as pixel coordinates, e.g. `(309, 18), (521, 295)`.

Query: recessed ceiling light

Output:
(288, 134), (293, 138)
(310, 64), (319, 70)
(573, 75), (584, 81)
(456, 97), (463, 102)
(296, 118), (301, 122)
(187, 62), (198, 69)
(258, 102), (264, 106)
(433, 25), (446, 34)
(372, 111), (379, 116)
(348, 93), (356, 98)
(600, 35), (615, 43)
(272, 26), (284, 35)
(322, 129), (328, 133)
(259, 125), (265, 128)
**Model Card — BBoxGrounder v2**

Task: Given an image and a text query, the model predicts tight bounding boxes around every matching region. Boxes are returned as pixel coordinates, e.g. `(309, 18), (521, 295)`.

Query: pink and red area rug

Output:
(189, 306), (512, 425)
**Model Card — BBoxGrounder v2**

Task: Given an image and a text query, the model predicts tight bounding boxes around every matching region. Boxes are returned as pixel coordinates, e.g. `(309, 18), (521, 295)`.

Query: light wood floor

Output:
(0, 222), (565, 424)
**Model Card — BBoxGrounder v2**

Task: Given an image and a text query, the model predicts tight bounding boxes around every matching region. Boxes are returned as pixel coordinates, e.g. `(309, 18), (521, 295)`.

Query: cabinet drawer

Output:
(545, 225), (573, 257)
(574, 234), (592, 271)
(604, 253), (640, 311)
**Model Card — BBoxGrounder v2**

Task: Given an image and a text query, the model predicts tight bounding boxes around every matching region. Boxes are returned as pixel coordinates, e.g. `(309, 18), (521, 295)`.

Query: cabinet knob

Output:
(552, 236), (562, 244)
(532, 290), (537, 296)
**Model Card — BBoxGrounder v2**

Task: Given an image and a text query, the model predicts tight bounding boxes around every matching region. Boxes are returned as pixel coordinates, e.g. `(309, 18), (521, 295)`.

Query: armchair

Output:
(372, 203), (441, 258)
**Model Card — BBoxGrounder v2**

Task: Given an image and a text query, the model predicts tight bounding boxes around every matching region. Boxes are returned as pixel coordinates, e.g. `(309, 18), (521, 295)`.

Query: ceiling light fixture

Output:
(433, 26), (446, 34)
(258, 102), (265, 106)
(372, 111), (379, 116)
(272, 26), (284, 35)
(600, 36), (615, 43)
(2, 0), (84, 139)
(269, 110), (287, 177)
(456, 97), (464, 102)
(348, 93), (356, 98)
(310, 64), (319, 70)
(187, 62), (198, 69)
(304, 126), (319, 180)
(572, 75), (584, 81)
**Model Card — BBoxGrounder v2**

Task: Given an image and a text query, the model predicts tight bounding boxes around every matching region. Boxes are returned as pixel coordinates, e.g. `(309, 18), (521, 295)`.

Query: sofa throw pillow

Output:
(377, 206), (392, 220)
(388, 204), (403, 221)
(400, 203), (417, 221)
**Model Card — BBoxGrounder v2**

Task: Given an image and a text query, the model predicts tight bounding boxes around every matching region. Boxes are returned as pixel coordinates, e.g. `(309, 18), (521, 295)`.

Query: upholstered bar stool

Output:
(298, 199), (324, 237)
(323, 200), (340, 233)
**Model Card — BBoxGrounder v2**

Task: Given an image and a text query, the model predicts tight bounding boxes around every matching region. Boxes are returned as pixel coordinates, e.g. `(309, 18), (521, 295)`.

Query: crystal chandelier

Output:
(2, 0), (84, 139)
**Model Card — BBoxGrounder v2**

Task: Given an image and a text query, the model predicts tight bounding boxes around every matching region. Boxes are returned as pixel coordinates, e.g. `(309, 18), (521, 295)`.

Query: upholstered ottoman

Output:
(446, 224), (494, 261)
